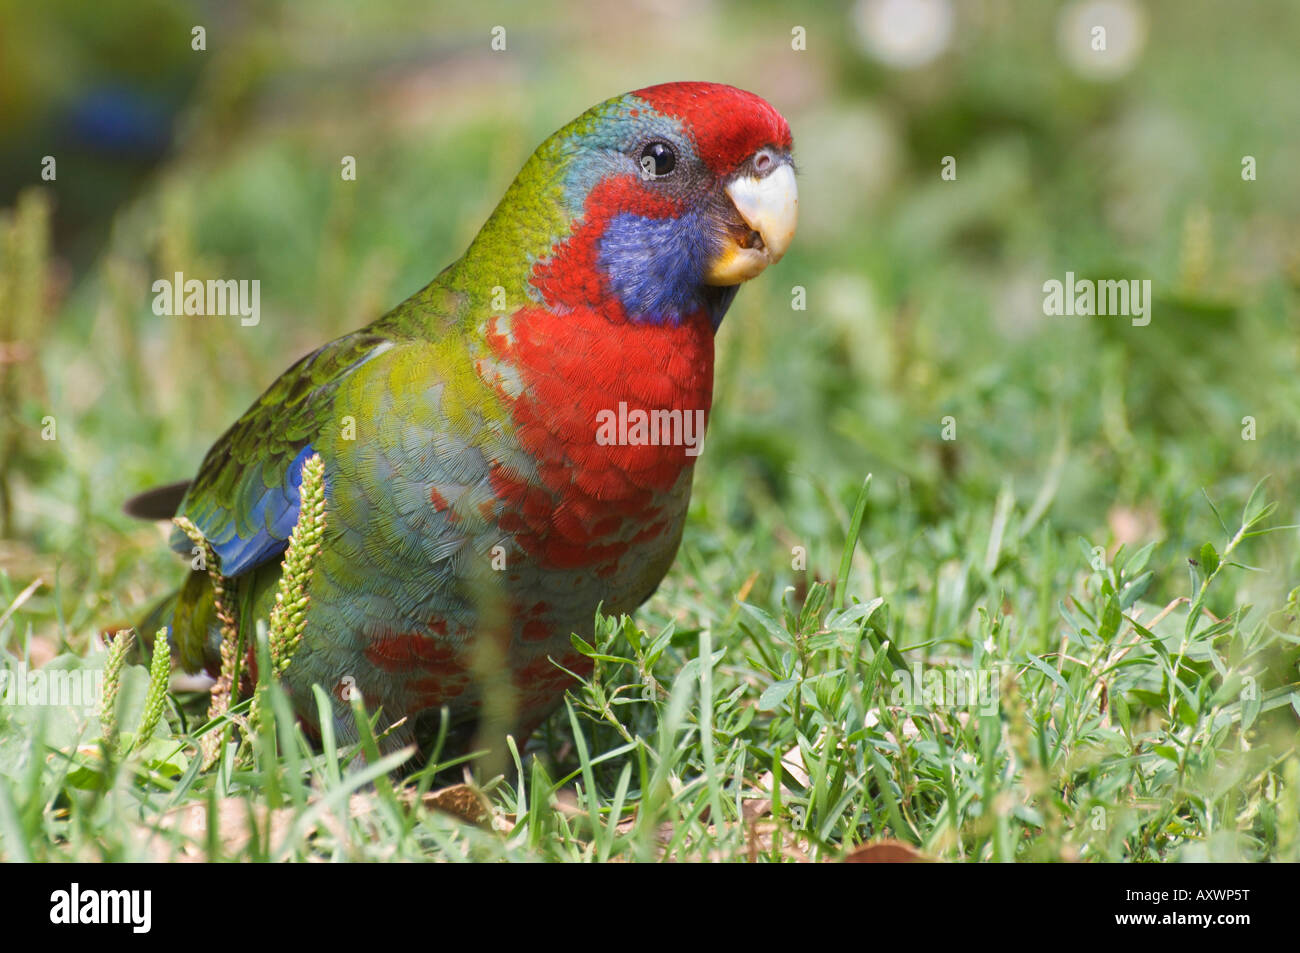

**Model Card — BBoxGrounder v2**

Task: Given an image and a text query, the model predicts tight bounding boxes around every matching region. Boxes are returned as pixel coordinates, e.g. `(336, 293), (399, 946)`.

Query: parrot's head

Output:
(465, 81), (797, 329)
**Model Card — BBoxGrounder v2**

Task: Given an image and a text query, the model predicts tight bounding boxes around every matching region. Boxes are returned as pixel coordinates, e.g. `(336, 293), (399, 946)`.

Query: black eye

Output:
(639, 141), (676, 177)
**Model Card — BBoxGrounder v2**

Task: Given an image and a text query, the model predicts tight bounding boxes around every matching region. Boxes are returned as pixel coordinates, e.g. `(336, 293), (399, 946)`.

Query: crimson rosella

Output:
(131, 81), (798, 759)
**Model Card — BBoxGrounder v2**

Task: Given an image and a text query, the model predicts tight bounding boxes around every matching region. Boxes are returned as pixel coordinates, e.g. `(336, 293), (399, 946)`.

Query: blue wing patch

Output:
(170, 444), (315, 577)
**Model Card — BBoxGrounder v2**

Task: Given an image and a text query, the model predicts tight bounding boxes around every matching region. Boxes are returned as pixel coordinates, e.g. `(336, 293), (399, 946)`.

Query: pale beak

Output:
(704, 162), (798, 286)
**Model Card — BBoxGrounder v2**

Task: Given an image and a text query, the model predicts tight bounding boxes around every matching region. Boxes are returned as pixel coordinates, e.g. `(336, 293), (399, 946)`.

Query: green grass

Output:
(2, 472), (1298, 861)
(1, 0), (1298, 861)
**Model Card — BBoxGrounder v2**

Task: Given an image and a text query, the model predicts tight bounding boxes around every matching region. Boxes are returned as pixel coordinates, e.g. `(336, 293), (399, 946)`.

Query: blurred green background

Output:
(2, 0), (1298, 667)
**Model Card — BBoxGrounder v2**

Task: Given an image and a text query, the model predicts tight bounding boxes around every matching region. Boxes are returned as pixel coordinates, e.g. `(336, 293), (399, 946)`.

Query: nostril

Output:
(754, 150), (773, 173)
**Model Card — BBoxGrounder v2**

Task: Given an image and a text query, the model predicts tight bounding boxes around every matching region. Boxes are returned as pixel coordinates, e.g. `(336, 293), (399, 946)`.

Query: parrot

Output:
(127, 81), (798, 763)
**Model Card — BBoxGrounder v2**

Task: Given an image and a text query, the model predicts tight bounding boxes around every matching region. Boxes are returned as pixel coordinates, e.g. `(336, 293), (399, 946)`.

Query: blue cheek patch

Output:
(598, 207), (717, 325)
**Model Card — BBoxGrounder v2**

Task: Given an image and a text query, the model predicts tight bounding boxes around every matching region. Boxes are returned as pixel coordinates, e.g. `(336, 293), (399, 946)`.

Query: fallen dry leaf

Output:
(422, 783), (491, 826)
(842, 839), (931, 863)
